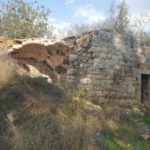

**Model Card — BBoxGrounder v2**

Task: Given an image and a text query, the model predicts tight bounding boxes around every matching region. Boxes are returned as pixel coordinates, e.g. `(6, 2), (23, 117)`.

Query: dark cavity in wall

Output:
(141, 74), (150, 103)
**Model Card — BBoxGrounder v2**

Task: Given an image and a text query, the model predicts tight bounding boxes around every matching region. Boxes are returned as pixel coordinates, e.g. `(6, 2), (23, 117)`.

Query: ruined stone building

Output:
(67, 30), (150, 104)
(8, 30), (150, 104)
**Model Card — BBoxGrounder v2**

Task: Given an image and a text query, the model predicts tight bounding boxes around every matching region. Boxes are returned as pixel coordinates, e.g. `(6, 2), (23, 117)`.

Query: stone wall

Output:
(67, 30), (150, 103)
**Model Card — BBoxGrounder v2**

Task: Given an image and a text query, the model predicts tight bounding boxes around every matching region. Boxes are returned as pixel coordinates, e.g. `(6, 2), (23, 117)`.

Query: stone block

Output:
(93, 63), (105, 70)
(67, 68), (77, 75)
(95, 91), (103, 97)
(69, 54), (77, 63)
(80, 78), (92, 85)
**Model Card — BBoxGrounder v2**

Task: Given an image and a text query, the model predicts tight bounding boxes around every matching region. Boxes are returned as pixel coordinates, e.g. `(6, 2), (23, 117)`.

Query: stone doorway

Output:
(141, 74), (150, 103)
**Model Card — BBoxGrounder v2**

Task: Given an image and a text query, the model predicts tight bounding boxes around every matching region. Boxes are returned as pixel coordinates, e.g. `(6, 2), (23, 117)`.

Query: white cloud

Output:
(65, 0), (75, 5)
(74, 5), (105, 24)
(49, 18), (72, 39)
(125, 0), (150, 15)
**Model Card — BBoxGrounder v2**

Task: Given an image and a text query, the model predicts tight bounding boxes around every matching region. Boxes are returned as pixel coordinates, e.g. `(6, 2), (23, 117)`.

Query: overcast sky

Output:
(1, 0), (150, 27)
(24, 0), (150, 25)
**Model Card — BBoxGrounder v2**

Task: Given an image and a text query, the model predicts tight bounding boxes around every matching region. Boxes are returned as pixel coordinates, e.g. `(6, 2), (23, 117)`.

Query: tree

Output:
(0, 0), (51, 38)
(131, 15), (150, 36)
(111, 0), (129, 33)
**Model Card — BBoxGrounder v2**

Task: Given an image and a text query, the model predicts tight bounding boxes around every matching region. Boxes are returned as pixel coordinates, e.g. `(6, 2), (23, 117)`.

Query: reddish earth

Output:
(10, 42), (74, 81)
(0, 39), (16, 48)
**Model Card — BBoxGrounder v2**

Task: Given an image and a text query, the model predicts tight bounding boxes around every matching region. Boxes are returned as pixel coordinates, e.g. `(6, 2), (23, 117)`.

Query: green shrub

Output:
(0, 0), (51, 38)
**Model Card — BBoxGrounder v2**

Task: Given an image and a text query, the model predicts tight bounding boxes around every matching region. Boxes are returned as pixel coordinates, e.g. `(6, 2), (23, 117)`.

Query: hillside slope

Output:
(0, 33), (150, 150)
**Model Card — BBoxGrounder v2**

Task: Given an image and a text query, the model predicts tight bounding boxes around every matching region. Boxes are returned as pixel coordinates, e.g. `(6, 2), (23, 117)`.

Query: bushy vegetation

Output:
(110, 0), (129, 33)
(0, 0), (51, 38)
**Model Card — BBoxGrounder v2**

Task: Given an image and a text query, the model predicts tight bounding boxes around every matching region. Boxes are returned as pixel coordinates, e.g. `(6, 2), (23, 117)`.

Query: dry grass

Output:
(0, 47), (16, 87)
(0, 80), (150, 150)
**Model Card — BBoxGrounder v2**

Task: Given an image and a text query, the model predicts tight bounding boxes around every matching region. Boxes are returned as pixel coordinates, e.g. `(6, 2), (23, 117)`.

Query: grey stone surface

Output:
(67, 68), (77, 75)
(67, 30), (150, 103)
(69, 54), (77, 63)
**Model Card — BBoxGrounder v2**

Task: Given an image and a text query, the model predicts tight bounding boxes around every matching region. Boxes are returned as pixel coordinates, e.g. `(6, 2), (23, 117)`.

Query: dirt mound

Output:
(0, 38), (16, 48)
